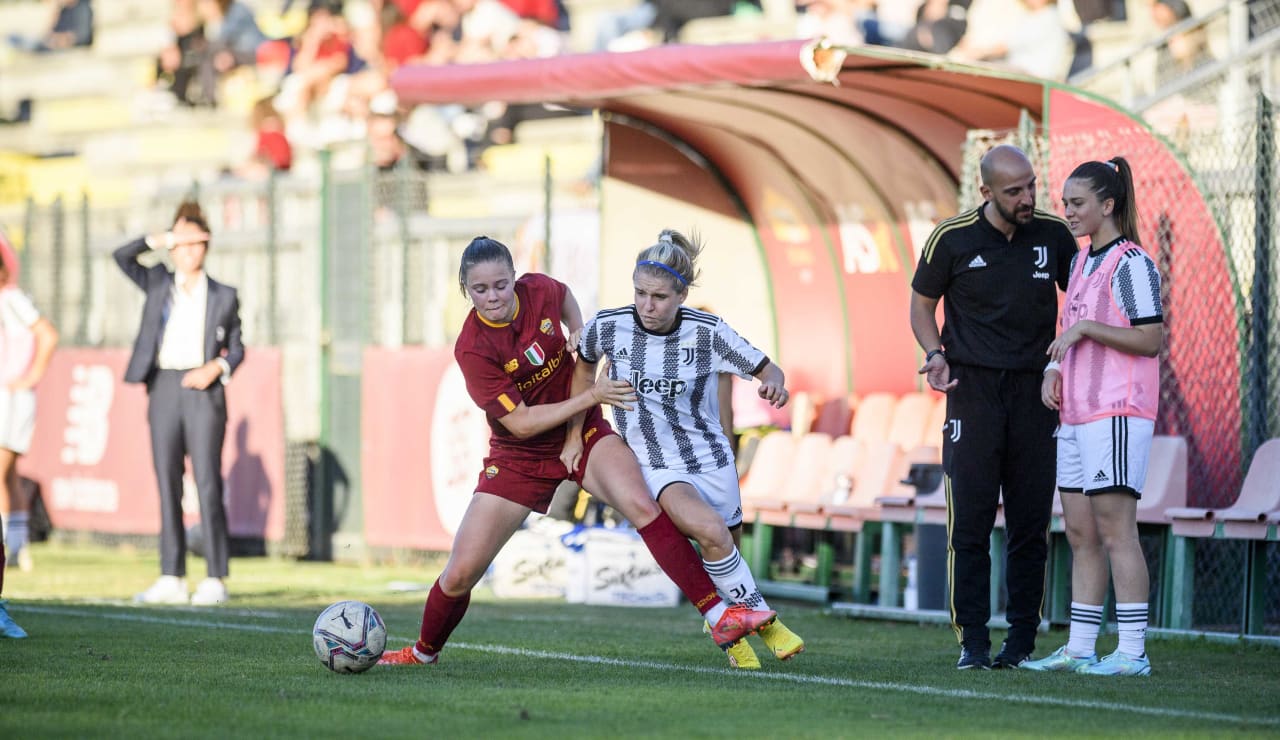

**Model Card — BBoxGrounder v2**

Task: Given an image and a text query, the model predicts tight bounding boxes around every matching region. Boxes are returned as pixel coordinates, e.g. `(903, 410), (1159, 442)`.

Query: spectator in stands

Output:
(795, 0), (867, 46)
(1023, 157), (1162, 677)
(592, 1), (658, 51)
(234, 96), (293, 179)
(948, 0), (1071, 80)
(1151, 0), (1214, 90)
(898, 0), (969, 54)
(156, 0), (208, 106)
(650, 0), (755, 42)
(910, 144), (1076, 670)
(6, 0), (93, 54)
(379, 1), (430, 71)
(577, 229), (805, 671)
(0, 234), (58, 583)
(114, 201), (244, 607)
(378, 236), (777, 666)
(194, 0), (268, 106)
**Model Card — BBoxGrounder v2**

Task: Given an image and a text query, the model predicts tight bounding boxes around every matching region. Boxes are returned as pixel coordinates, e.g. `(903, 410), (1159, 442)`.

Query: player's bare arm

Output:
(753, 361), (790, 409)
(909, 290), (958, 392)
(498, 357), (634, 439)
(1046, 320), (1162, 362)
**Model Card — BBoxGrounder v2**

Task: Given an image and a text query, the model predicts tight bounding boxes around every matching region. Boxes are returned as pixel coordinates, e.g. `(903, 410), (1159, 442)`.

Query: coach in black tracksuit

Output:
(910, 145), (1076, 671)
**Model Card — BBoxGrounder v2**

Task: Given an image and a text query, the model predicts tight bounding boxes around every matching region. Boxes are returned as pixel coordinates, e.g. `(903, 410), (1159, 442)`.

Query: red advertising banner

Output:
(18, 348), (287, 540)
(361, 347), (490, 551)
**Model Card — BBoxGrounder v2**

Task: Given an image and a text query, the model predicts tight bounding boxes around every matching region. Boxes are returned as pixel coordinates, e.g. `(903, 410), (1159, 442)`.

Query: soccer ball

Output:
(312, 600), (387, 673)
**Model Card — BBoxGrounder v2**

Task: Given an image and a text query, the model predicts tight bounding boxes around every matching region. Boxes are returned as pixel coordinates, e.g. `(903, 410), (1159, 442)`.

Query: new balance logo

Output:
(1092, 470), (1109, 483)
(968, 255), (987, 269)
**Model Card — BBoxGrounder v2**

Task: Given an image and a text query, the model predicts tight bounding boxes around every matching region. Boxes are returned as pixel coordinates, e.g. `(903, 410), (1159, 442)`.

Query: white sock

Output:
(1066, 602), (1103, 656)
(703, 601), (727, 625)
(5, 512), (28, 559)
(703, 548), (770, 611)
(1115, 602), (1148, 658)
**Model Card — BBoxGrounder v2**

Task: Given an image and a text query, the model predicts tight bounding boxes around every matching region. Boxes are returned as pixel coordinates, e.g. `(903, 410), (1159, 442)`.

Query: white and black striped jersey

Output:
(1069, 237), (1164, 325)
(578, 306), (768, 473)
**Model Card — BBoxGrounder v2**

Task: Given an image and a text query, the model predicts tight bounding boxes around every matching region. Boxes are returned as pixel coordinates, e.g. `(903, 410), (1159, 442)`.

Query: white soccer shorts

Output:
(1056, 415), (1155, 498)
(642, 463), (744, 528)
(0, 388), (36, 455)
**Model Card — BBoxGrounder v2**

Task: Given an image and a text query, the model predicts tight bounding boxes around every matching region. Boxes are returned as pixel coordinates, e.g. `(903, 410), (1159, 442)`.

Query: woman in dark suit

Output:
(113, 201), (244, 606)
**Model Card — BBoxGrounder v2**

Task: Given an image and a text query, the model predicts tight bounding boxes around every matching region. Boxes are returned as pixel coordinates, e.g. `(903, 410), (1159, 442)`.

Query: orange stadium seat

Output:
(811, 395), (855, 437)
(850, 392), (896, 443)
(754, 433), (834, 526)
(739, 430), (795, 519)
(887, 391), (938, 452)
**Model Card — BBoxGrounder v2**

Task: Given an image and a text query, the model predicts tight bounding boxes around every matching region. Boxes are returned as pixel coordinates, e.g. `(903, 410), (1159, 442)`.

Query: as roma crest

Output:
(485, 465), (499, 479)
(524, 342), (546, 366)
(539, 318), (554, 335)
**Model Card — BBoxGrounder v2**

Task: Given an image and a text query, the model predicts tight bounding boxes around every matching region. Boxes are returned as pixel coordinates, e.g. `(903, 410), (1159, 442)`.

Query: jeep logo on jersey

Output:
(630, 370), (688, 399)
(524, 342), (546, 366)
(1033, 245), (1048, 269)
(539, 318), (554, 335)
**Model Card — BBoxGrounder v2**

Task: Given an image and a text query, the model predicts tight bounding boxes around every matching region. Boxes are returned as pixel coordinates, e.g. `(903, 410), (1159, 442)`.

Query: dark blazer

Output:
(113, 237), (245, 385)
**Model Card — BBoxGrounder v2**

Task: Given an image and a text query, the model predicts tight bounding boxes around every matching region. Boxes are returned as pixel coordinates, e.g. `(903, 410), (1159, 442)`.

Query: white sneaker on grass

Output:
(1021, 645), (1098, 672)
(134, 576), (189, 605)
(190, 578), (229, 606)
(1076, 650), (1151, 676)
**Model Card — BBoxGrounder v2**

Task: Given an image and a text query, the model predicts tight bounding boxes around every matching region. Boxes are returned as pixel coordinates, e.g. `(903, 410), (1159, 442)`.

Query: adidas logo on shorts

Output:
(1092, 470), (1109, 483)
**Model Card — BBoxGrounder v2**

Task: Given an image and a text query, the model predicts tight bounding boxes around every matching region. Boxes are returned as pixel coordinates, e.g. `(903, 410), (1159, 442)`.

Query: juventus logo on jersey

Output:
(680, 346), (695, 366)
(1033, 245), (1048, 269)
(947, 419), (962, 443)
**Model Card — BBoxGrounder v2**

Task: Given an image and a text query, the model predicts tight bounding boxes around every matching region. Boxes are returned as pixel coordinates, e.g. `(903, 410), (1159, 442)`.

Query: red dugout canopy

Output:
(393, 40), (1242, 495)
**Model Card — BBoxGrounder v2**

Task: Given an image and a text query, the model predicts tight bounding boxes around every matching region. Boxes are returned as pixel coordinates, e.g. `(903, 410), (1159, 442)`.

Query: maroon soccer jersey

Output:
(454, 272), (577, 461)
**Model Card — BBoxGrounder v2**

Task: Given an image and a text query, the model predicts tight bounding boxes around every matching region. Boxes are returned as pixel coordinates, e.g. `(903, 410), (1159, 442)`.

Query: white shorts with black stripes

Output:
(643, 463), (744, 529)
(1056, 416), (1154, 498)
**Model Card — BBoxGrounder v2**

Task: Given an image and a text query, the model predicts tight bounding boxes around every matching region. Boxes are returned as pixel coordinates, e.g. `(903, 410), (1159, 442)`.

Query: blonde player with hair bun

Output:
(576, 229), (804, 669)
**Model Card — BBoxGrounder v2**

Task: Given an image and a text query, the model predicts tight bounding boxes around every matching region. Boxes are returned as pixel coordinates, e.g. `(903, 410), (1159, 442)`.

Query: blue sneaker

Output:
(1076, 650), (1151, 676)
(0, 600), (28, 639)
(1021, 645), (1098, 672)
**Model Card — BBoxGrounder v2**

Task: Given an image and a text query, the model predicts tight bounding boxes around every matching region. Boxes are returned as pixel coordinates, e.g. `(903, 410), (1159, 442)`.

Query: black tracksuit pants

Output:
(942, 363), (1057, 651)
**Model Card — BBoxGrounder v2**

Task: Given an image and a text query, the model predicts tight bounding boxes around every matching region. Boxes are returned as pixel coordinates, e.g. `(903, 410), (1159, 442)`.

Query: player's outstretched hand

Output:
(591, 357), (636, 411)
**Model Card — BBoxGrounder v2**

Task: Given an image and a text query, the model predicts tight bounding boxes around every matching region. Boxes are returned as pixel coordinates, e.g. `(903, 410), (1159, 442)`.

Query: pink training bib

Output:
(1060, 240), (1159, 425)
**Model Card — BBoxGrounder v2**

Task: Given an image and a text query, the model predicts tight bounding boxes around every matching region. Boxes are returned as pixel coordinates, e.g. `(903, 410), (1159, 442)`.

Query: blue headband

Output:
(637, 260), (688, 286)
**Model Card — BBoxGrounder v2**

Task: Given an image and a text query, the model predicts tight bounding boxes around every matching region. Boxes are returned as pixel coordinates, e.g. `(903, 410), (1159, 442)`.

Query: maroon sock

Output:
(637, 511), (722, 615)
(0, 544), (6, 596)
(416, 580), (472, 655)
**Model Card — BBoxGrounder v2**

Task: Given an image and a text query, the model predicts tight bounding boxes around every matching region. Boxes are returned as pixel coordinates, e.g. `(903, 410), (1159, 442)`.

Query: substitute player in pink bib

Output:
(1023, 157), (1163, 677)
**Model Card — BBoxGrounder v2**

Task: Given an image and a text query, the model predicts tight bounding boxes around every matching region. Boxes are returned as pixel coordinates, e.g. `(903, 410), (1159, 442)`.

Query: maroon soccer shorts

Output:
(473, 414), (617, 513)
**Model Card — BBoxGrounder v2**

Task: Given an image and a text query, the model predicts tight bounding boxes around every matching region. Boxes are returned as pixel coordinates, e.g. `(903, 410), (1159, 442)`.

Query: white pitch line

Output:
(21, 604), (1280, 728)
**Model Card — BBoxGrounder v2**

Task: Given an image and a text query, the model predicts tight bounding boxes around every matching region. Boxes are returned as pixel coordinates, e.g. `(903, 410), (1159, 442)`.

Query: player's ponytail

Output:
(635, 229), (702, 291)
(1109, 157), (1140, 245)
(457, 235), (515, 296)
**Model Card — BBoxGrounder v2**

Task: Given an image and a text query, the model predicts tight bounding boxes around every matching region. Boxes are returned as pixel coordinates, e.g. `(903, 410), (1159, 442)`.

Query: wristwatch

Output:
(925, 348), (946, 363)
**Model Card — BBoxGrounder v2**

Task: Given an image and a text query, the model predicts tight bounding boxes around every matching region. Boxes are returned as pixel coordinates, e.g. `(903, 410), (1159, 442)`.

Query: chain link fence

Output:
(6, 145), (592, 559)
(961, 92), (1279, 636)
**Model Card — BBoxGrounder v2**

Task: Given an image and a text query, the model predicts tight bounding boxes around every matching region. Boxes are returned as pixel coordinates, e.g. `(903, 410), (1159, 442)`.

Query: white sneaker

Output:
(190, 578), (229, 606)
(134, 576), (189, 605)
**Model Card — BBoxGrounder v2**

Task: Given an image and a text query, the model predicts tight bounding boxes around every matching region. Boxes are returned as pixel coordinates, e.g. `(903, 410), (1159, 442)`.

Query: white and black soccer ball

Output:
(312, 600), (387, 673)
